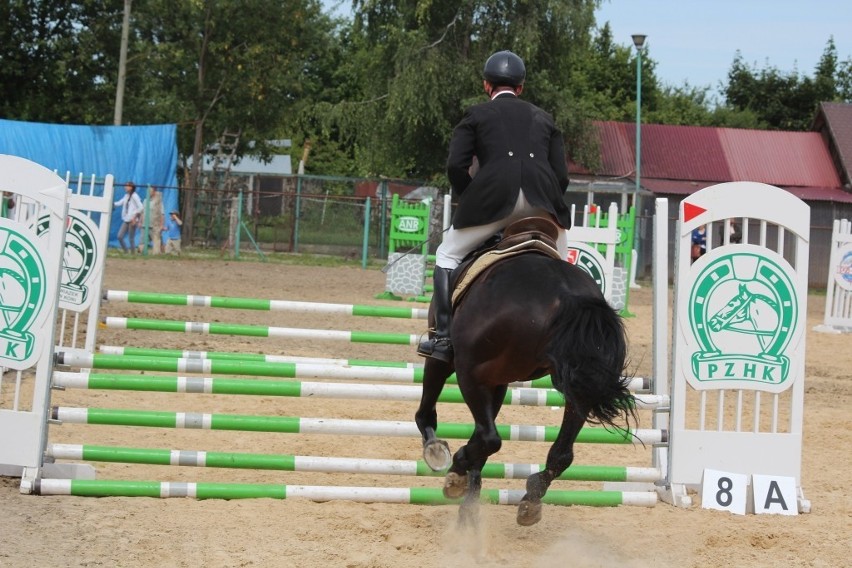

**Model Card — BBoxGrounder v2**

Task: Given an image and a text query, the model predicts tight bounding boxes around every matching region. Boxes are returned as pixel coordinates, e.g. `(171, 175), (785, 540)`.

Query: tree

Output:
(127, 0), (336, 238)
(572, 23), (645, 122)
(645, 85), (714, 126)
(0, 1), (337, 240)
(299, 0), (616, 181)
(0, 0), (122, 123)
(838, 58), (852, 102)
(722, 38), (851, 131)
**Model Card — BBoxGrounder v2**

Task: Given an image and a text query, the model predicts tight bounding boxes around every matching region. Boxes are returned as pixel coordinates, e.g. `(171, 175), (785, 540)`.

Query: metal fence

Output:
(175, 174), (852, 288)
(182, 174), (439, 263)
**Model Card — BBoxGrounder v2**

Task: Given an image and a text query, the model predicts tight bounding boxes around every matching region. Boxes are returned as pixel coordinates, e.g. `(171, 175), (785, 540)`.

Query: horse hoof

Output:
(423, 439), (451, 471)
(443, 472), (468, 499)
(516, 500), (542, 526)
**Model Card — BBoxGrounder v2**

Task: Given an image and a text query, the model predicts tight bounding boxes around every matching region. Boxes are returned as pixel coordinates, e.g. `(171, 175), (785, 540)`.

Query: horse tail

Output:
(546, 295), (637, 431)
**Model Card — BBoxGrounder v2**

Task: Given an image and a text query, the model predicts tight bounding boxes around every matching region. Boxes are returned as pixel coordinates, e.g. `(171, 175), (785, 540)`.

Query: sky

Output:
(323, 1), (852, 99)
(597, 0), (852, 97)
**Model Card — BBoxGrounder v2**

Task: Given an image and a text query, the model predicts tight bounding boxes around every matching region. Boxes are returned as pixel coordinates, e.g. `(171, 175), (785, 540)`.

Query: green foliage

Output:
(297, 0), (616, 178)
(644, 85), (714, 126)
(118, 0), (338, 240)
(0, 0), (121, 123)
(569, 24), (635, 121)
(721, 38), (851, 130)
(0, 0), (336, 168)
(3, 1), (851, 186)
(129, 0), (335, 161)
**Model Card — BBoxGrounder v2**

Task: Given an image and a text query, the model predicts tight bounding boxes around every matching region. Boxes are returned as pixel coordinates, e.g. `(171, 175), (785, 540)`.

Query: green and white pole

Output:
(66, 350), (652, 393)
(35, 478), (658, 506)
(104, 290), (428, 319)
(47, 443), (662, 483)
(58, 352), (430, 383)
(51, 406), (665, 445)
(102, 316), (421, 346)
(98, 345), (425, 369)
(53, 372), (667, 409)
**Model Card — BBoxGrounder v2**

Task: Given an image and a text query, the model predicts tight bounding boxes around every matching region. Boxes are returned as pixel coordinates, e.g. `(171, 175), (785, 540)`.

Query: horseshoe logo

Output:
(683, 247), (799, 392)
(0, 226), (48, 367)
(35, 211), (99, 309)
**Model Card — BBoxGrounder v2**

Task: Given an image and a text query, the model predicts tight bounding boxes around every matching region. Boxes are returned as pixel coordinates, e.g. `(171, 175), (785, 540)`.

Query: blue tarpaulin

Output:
(0, 118), (179, 248)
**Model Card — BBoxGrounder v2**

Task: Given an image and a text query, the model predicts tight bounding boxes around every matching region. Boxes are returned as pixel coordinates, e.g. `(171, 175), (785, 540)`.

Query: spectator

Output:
(691, 224), (707, 262)
(728, 219), (742, 244)
(163, 210), (183, 256)
(2, 195), (16, 220)
(114, 181), (143, 254)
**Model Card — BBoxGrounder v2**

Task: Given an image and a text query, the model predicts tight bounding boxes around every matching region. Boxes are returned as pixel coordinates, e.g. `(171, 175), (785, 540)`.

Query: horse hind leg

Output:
(445, 447), (488, 528)
(444, 382), (505, 496)
(443, 445), (471, 499)
(517, 403), (587, 526)
(449, 383), (506, 500)
(457, 470), (482, 527)
(445, 384), (505, 526)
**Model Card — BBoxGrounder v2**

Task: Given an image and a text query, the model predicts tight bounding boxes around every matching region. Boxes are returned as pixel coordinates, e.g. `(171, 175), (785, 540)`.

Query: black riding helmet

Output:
(482, 50), (526, 87)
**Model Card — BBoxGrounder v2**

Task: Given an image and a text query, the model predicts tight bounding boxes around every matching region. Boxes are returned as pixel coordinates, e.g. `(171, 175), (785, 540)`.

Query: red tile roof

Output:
(583, 121), (852, 203)
(642, 124), (729, 181)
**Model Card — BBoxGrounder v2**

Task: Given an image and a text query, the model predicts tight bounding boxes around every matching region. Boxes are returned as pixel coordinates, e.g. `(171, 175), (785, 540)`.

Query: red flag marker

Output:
(683, 202), (707, 223)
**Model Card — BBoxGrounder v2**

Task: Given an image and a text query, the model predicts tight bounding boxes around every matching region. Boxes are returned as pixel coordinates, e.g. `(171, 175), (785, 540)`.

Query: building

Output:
(568, 112), (852, 287)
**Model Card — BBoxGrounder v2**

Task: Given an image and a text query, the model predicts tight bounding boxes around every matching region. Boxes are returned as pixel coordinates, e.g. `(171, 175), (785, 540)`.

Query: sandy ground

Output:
(1, 255), (850, 568)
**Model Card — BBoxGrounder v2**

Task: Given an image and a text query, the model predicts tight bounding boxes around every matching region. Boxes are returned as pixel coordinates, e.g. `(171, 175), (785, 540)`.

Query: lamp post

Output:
(631, 34), (646, 195)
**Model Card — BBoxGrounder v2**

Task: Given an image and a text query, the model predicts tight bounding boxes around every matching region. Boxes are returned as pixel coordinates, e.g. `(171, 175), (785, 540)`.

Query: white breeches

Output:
(435, 191), (568, 269)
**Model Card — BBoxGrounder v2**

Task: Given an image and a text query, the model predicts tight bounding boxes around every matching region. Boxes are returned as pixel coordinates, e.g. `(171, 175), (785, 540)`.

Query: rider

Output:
(416, 50), (572, 362)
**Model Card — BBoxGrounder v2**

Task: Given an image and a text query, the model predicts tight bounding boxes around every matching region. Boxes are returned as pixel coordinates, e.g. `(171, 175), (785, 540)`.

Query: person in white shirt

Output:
(114, 181), (144, 254)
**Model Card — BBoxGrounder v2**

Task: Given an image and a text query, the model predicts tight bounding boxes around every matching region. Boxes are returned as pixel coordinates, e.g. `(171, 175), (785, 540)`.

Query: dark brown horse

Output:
(415, 249), (636, 526)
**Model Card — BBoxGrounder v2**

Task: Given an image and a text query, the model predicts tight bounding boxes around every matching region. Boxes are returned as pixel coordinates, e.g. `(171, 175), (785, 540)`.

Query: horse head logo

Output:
(707, 283), (780, 348)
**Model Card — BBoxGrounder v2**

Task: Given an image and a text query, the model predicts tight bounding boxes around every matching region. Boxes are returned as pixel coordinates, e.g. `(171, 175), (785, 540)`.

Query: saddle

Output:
(450, 216), (562, 307)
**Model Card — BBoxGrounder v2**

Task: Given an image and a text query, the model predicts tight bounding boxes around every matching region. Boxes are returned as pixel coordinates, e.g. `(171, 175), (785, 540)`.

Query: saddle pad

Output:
(451, 240), (560, 306)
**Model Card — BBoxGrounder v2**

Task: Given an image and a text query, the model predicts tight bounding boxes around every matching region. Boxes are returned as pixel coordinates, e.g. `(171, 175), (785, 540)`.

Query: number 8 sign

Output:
(701, 469), (748, 515)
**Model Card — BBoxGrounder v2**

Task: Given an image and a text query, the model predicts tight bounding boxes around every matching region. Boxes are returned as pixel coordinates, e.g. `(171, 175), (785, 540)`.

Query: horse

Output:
(415, 223), (637, 526)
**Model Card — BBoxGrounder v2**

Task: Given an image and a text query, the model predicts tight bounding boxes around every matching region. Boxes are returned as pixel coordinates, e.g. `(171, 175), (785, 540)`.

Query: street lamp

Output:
(632, 34), (646, 195)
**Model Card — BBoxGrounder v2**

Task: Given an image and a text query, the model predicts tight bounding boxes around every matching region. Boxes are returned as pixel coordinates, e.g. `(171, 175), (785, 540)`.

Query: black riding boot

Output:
(417, 267), (453, 362)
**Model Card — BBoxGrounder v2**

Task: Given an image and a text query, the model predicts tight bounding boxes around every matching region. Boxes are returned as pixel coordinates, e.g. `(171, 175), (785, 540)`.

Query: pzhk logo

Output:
(688, 252), (797, 388)
(36, 212), (98, 306)
(0, 228), (47, 364)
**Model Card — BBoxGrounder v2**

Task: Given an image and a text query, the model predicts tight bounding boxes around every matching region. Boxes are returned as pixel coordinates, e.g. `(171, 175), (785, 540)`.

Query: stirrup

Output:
(417, 337), (453, 362)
